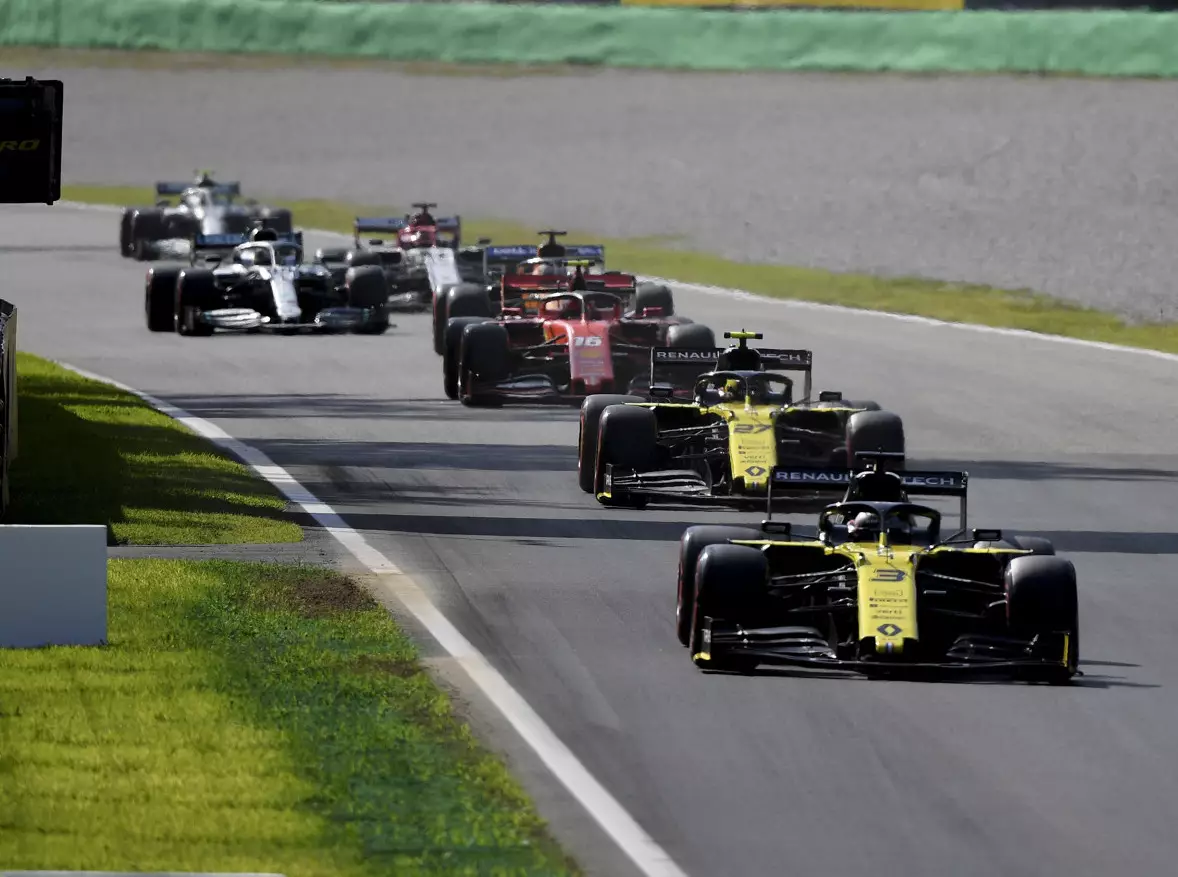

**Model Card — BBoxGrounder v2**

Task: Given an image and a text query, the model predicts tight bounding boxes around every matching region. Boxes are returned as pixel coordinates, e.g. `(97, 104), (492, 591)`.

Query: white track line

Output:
(59, 362), (689, 877)
(58, 199), (1178, 364)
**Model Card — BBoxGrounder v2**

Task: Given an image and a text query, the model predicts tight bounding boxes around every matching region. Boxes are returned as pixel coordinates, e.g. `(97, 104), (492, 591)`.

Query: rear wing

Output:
(766, 456), (970, 529)
(648, 346), (814, 398)
(156, 180), (240, 197)
(191, 231), (302, 258)
(353, 216), (461, 233)
(483, 244), (605, 272)
(353, 215), (461, 246)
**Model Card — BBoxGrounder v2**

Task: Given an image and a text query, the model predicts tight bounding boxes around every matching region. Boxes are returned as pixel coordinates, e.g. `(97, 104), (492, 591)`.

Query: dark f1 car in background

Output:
(143, 227), (389, 336)
(676, 453), (1078, 683)
(441, 242), (715, 406)
(579, 331), (906, 502)
(315, 203), (470, 313)
(119, 171), (294, 260)
(431, 231), (682, 355)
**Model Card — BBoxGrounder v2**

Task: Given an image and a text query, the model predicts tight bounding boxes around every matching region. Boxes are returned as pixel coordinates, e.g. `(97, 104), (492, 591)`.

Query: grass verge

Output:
(0, 559), (577, 876)
(1, 352), (301, 544)
(63, 183), (1178, 355)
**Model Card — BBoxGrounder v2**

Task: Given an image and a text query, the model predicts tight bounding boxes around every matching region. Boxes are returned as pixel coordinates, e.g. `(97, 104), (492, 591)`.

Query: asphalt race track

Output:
(10, 58), (1178, 320)
(4, 199), (1178, 877)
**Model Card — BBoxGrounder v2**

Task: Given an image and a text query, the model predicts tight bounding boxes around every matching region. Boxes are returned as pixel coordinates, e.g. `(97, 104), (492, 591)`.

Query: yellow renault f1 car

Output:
(676, 454), (1078, 683)
(577, 331), (906, 507)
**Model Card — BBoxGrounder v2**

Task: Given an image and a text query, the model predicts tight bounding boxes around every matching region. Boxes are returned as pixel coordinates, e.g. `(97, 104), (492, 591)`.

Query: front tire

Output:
(577, 395), (646, 493)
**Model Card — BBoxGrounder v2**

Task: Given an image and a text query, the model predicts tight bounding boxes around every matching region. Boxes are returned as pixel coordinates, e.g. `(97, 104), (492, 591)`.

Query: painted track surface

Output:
(6, 202), (1178, 877)
(9, 56), (1178, 319)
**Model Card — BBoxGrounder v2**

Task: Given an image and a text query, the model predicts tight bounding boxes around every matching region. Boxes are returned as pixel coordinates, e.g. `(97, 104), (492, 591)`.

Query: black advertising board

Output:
(0, 78), (63, 204)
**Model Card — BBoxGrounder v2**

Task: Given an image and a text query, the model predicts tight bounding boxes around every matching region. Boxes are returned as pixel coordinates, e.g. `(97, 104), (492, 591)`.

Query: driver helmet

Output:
(847, 511), (881, 542)
(720, 378), (743, 402)
(532, 262), (560, 276)
(253, 247), (273, 266)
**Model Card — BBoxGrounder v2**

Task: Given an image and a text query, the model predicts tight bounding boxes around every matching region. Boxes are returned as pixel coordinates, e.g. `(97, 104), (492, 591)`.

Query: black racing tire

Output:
(1005, 555), (1079, 681)
(131, 209), (165, 261)
(119, 208), (136, 257)
(145, 266), (181, 332)
(444, 316), (494, 400)
(666, 323), (716, 349)
(174, 269), (217, 337)
(432, 282), (460, 355)
(690, 544), (767, 671)
(345, 265), (388, 309)
(459, 322), (510, 407)
(447, 282), (493, 320)
(635, 281), (674, 317)
(316, 247), (349, 263)
(676, 525), (763, 646)
(577, 394), (646, 494)
(595, 404), (659, 506)
(845, 410), (905, 468)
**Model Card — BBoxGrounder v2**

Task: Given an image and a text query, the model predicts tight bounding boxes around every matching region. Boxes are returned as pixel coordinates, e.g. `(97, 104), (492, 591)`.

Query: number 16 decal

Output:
(573, 336), (603, 347)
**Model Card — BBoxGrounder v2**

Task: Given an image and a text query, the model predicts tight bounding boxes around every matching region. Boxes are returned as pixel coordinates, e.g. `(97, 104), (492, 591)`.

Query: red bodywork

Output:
(455, 269), (684, 402)
(397, 222), (437, 249)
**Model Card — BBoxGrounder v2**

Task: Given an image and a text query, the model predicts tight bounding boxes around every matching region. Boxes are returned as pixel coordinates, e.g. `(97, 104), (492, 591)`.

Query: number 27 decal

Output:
(733, 424), (773, 433)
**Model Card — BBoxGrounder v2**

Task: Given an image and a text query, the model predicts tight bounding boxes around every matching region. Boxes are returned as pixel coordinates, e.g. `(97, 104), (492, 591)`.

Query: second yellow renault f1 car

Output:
(675, 454), (1078, 683)
(577, 332), (906, 506)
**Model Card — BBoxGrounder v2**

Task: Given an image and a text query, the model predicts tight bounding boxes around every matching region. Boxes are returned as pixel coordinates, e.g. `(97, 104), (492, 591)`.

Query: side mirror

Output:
(477, 237), (492, 246)
(647, 384), (676, 399)
(972, 528), (1003, 542)
(640, 307), (664, 318)
(761, 521), (791, 536)
(819, 390), (843, 402)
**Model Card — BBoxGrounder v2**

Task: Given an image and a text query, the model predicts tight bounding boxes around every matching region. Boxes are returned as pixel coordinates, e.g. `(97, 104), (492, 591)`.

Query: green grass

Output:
(1, 353), (302, 544)
(64, 183), (1178, 355)
(0, 559), (577, 876)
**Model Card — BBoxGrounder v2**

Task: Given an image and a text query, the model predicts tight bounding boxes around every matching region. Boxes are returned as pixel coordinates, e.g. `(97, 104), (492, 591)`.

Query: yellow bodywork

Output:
(851, 538), (921, 655)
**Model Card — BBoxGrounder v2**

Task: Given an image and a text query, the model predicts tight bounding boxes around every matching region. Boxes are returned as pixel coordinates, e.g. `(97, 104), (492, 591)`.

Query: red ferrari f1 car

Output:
(440, 233), (714, 405)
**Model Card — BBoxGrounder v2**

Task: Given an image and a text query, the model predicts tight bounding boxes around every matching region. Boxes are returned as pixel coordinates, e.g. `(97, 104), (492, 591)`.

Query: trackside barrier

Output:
(0, 525), (108, 647)
(1, 0), (1178, 77)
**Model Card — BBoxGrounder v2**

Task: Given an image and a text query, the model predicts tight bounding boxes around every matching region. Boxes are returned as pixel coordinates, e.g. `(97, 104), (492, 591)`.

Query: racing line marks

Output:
(55, 360), (690, 877)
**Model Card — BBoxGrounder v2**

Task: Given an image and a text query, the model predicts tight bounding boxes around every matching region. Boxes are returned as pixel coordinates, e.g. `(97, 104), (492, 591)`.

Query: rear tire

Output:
(131, 209), (165, 261)
(119, 209), (136, 257)
(845, 410), (905, 468)
(447, 282), (493, 320)
(635, 282), (674, 317)
(676, 525), (762, 646)
(578, 394), (646, 493)
(666, 323), (715, 348)
(345, 265), (388, 309)
(432, 282), (459, 355)
(145, 266), (181, 332)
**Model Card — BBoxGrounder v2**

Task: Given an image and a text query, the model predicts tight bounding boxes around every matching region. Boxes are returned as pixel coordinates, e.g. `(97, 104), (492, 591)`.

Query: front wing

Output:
(694, 620), (1076, 680)
(195, 306), (388, 333)
(598, 464), (831, 510)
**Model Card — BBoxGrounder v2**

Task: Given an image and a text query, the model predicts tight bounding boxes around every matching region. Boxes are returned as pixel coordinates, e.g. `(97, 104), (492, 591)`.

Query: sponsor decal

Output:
(653, 348), (720, 361)
(0, 139), (39, 151)
(744, 465), (767, 477)
(877, 623), (903, 637)
(871, 568), (907, 582)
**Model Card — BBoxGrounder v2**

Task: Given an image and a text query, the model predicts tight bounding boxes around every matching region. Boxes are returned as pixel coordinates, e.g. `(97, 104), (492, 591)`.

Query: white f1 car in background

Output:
(143, 227), (389, 336)
(119, 171), (295, 261)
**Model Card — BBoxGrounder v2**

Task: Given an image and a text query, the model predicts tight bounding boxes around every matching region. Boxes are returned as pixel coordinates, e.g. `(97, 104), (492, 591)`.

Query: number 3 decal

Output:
(573, 336), (603, 347)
